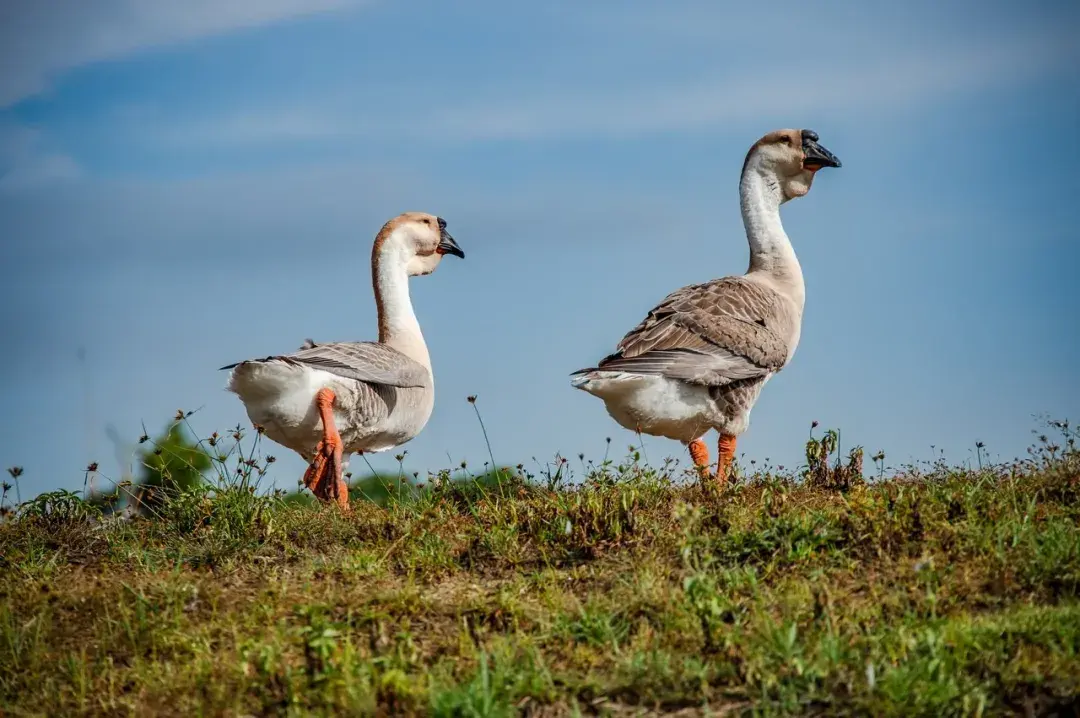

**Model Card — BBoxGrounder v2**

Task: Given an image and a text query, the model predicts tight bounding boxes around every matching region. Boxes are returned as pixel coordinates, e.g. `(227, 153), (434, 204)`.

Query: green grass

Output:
(1, 422), (1079, 716)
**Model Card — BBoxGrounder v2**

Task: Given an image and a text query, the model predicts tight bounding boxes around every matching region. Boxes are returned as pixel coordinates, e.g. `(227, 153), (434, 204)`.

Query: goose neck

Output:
(740, 169), (804, 304)
(371, 243), (431, 370)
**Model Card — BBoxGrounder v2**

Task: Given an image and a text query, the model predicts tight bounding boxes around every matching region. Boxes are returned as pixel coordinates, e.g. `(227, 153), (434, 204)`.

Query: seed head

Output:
(7, 467), (23, 479)
(86, 462), (98, 472)
(466, 395), (477, 404)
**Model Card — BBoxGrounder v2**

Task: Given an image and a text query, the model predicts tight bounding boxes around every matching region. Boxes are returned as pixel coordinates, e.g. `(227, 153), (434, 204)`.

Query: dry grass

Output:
(1, 420), (1079, 716)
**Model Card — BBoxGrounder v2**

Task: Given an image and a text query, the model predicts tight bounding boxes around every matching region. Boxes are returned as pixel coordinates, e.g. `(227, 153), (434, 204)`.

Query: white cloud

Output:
(156, 108), (352, 147)
(411, 28), (1077, 141)
(0, 0), (368, 108)
(148, 23), (1078, 147)
(0, 124), (81, 191)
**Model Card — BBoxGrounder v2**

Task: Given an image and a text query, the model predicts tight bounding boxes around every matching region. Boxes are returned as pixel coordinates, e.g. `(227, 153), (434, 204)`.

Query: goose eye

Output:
(778, 136), (792, 145)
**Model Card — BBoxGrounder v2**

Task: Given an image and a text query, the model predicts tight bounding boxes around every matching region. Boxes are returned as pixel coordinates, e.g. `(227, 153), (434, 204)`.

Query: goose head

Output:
(742, 129), (841, 202)
(375, 211), (465, 277)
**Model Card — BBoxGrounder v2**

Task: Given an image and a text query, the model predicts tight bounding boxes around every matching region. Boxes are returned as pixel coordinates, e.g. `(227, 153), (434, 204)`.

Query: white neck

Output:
(372, 237), (432, 370)
(740, 164), (805, 307)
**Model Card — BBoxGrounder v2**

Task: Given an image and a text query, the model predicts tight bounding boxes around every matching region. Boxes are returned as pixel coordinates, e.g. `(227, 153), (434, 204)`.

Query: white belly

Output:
(571, 372), (719, 443)
(226, 362), (343, 451)
(225, 360), (429, 458)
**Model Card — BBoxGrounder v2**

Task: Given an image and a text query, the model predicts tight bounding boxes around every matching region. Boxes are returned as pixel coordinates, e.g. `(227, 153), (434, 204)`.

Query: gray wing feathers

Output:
(223, 341), (430, 388)
(595, 348), (768, 385)
(596, 277), (793, 386)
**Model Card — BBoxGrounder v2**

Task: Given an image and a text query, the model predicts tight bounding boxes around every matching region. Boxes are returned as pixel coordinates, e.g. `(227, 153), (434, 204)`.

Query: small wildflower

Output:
(254, 424), (266, 435)
(86, 462), (98, 472)
(460, 460), (467, 469)
(578, 453), (584, 461)
(2, 482), (10, 492)
(266, 455), (276, 464)
(7, 467), (23, 479)
(175, 409), (185, 421)
(975, 441), (985, 449)
(139, 434), (149, 444)
(395, 454), (405, 462)
(466, 395), (477, 404)
(811, 420), (819, 429)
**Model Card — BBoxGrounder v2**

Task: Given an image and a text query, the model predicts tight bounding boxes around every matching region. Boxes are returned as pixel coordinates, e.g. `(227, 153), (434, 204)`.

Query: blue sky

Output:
(1, 0), (1078, 497)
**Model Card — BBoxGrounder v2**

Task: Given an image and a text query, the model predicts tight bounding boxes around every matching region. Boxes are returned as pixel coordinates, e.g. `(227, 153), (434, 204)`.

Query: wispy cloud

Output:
(0, 0), (368, 108)
(0, 123), (81, 191)
(150, 24), (1077, 148)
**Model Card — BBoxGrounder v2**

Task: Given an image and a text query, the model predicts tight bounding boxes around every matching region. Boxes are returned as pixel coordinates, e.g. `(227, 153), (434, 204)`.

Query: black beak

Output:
(435, 217), (464, 258)
(801, 129), (841, 170)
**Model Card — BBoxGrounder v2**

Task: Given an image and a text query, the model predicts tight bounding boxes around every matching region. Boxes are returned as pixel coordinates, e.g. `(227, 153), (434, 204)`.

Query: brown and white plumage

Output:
(221, 212), (464, 508)
(221, 339), (432, 455)
(571, 129), (841, 482)
(589, 276), (796, 385)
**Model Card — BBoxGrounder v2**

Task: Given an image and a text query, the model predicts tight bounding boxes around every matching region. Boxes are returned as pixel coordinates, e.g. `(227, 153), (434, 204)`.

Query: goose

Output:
(220, 212), (464, 509)
(570, 129), (841, 483)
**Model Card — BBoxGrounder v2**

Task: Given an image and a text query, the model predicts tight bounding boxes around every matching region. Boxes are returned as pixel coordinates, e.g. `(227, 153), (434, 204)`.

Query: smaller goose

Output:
(571, 129), (841, 483)
(221, 212), (464, 509)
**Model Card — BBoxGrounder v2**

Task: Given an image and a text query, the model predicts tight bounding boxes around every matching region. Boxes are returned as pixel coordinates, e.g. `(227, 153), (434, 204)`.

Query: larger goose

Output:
(221, 212), (464, 509)
(571, 129), (841, 483)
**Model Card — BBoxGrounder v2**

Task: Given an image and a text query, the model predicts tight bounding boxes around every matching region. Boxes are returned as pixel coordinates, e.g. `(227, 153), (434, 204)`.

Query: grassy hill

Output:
(1, 421), (1078, 716)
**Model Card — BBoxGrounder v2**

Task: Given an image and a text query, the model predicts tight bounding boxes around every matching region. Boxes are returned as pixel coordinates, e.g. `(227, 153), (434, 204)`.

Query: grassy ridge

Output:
(1, 424), (1078, 716)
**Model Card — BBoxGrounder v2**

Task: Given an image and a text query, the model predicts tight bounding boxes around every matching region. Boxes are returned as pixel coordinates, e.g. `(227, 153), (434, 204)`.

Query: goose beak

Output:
(435, 217), (465, 259)
(801, 130), (841, 171)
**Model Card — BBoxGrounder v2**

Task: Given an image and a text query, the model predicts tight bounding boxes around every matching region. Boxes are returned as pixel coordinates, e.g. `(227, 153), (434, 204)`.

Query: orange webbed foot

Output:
(716, 434), (737, 488)
(688, 438), (713, 482)
(301, 388), (350, 511)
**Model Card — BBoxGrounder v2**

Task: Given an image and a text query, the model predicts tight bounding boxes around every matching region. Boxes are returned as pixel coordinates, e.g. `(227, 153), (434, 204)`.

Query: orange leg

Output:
(717, 433), (737, 486)
(301, 388), (349, 510)
(688, 439), (712, 480)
